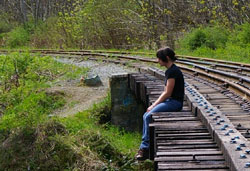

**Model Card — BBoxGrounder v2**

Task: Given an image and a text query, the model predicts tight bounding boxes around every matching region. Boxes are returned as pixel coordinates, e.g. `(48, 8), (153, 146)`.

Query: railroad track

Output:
(1, 49), (250, 170)
(2, 49), (248, 91)
(15, 49), (248, 99)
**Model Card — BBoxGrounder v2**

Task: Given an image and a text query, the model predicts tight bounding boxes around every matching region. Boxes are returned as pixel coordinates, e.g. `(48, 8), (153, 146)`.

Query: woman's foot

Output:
(135, 148), (149, 160)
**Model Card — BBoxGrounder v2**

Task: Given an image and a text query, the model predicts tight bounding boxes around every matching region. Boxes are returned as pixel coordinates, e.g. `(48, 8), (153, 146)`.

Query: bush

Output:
(0, 20), (12, 34)
(30, 17), (63, 48)
(229, 22), (250, 46)
(6, 27), (30, 48)
(239, 23), (250, 44)
(181, 26), (229, 50)
(203, 26), (229, 49)
(187, 29), (206, 50)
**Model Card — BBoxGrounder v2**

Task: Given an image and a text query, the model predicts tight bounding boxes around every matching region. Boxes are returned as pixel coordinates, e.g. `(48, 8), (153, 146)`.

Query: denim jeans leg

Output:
(139, 99), (182, 149)
(140, 112), (152, 149)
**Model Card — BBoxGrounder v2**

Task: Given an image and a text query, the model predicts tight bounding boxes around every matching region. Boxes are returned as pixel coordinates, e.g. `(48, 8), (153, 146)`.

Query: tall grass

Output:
(61, 94), (141, 158)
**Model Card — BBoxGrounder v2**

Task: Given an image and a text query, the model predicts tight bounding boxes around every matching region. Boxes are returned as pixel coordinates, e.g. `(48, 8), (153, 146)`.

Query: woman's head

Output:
(156, 47), (177, 63)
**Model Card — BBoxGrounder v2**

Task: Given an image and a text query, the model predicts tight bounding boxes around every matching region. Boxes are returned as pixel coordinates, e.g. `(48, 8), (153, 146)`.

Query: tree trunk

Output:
(20, 0), (27, 23)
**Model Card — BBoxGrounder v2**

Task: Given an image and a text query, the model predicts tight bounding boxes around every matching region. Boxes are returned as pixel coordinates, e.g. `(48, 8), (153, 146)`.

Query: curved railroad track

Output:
(5, 49), (247, 99)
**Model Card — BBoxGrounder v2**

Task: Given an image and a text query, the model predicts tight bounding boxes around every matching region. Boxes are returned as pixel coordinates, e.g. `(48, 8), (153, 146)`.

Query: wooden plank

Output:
(157, 151), (223, 156)
(222, 111), (250, 116)
(157, 139), (215, 145)
(154, 117), (198, 122)
(152, 111), (193, 116)
(157, 132), (211, 137)
(158, 144), (218, 150)
(159, 169), (229, 171)
(155, 155), (225, 162)
(157, 148), (220, 153)
(158, 162), (228, 170)
(155, 130), (208, 134)
(156, 136), (212, 140)
(150, 123), (206, 129)
(163, 169), (229, 171)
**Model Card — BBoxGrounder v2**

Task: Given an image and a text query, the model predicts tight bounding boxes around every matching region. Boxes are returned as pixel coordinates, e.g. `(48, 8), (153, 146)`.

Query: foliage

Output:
(61, 94), (141, 157)
(5, 27), (30, 48)
(0, 20), (12, 34)
(187, 29), (206, 50)
(179, 25), (229, 50)
(56, 0), (145, 49)
(61, 94), (148, 170)
(229, 22), (250, 46)
(1, 0), (250, 49)
(176, 23), (250, 63)
(29, 18), (61, 49)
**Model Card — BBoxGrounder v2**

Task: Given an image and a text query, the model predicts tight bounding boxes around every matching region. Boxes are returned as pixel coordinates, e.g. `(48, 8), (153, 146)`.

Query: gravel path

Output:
(51, 57), (136, 117)
(55, 58), (135, 87)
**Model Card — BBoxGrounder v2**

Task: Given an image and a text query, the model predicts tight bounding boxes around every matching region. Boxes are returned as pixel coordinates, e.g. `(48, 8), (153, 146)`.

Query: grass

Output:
(176, 45), (250, 64)
(61, 93), (141, 157)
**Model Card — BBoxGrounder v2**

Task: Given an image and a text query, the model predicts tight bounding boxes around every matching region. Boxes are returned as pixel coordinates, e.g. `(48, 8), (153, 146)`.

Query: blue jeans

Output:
(140, 98), (183, 149)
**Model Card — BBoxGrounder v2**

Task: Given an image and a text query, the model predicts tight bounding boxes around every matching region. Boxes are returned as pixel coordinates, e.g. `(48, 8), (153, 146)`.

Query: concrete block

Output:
(110, 73), (145, 132)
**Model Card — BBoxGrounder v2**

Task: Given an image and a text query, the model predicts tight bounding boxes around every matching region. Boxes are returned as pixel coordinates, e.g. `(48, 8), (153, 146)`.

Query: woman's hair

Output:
(156, 47), (177, 62)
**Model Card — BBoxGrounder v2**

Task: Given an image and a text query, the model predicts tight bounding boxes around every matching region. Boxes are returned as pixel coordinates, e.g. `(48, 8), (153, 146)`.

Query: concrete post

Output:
(110, 73), (145, 132)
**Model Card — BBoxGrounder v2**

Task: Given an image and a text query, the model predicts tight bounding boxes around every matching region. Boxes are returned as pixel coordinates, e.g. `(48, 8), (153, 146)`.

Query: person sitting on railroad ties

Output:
(135, 47), (185, 160)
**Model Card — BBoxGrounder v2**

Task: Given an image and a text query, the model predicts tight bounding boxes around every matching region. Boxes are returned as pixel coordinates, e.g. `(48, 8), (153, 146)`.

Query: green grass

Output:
(176, 45), (250, 64)
(61, 92), (141, 157)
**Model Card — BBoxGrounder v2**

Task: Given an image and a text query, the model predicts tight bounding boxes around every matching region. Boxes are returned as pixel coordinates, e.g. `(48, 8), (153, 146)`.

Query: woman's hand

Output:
(147, 105), (155, 112)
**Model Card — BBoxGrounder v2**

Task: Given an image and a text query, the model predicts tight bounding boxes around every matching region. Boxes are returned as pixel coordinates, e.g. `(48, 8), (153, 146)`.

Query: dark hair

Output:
(156, 47), (177, 62)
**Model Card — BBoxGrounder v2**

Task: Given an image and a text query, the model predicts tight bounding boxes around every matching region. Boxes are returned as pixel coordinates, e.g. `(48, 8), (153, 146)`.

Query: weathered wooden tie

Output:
(149, 108), (229, 170)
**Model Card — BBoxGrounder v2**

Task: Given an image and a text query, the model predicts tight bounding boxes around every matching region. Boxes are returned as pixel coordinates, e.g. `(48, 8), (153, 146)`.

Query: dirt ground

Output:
(48, 58), (134, 117)
(49, 84), (107, 117)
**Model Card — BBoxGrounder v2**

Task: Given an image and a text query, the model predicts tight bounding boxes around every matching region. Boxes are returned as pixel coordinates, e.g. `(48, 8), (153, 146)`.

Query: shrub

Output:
(0, 20), (12, 34)
(187, 29), (206, 50)
(202, 26), (229, 49)
(30, 17), (63, 48)
(180, 25), (229, 50)
(6, 27), (30, 48)
(0, 53), (88, 130)
(176, 24), (249, 63)
(229, 23), (250, 46)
